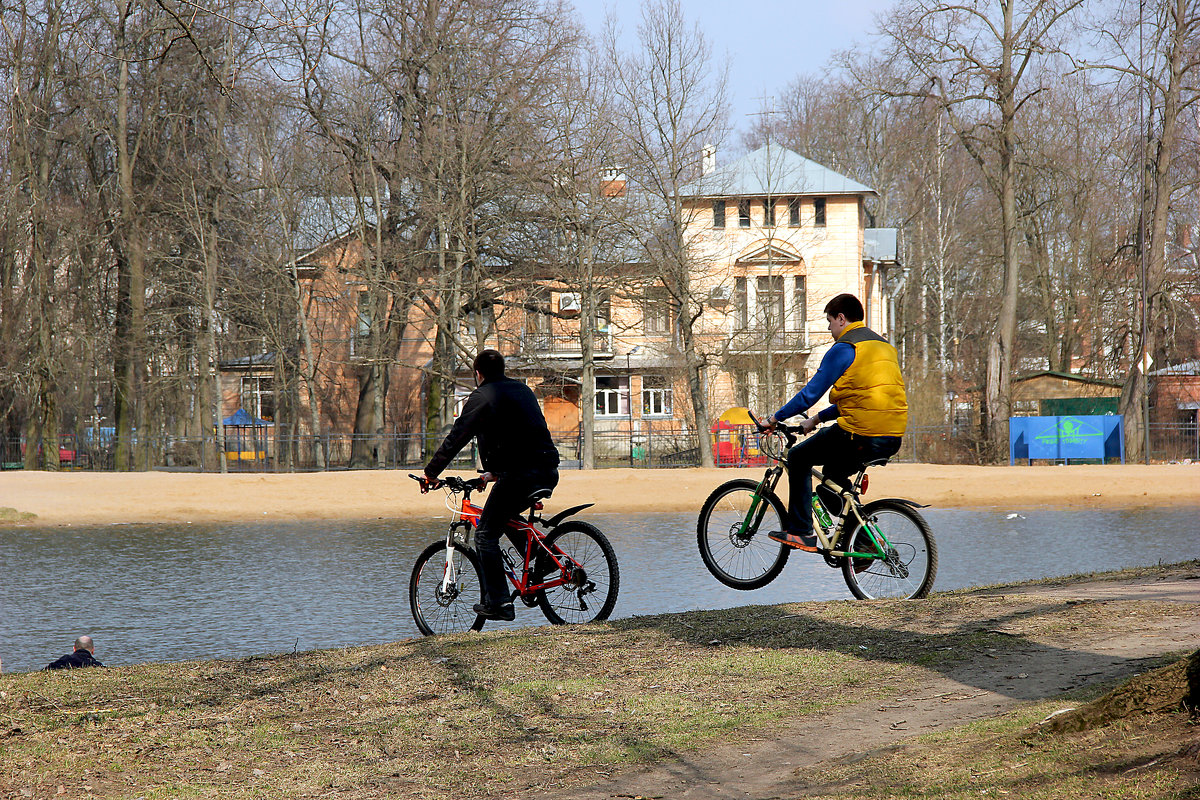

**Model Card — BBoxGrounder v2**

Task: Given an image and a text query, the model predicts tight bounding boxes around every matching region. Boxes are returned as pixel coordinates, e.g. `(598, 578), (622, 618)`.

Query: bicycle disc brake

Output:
(435, 582), (460, 607)
(728, 521), (755, 548)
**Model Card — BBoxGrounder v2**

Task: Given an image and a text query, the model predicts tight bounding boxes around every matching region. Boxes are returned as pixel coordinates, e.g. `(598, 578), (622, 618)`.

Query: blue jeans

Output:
(785, 425), (901, 534)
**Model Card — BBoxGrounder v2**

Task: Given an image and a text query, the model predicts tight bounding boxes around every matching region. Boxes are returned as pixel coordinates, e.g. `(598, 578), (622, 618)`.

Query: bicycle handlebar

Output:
(746, 410), (803, 448)
(409, 473), (486, 494)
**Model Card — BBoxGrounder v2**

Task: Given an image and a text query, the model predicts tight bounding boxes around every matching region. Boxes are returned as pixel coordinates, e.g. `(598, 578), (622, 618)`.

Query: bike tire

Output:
(697, 479), (790, 590)
(537, 521), (620, 625)
(409, 540), (486, 636)
(841, 499), (937, 600)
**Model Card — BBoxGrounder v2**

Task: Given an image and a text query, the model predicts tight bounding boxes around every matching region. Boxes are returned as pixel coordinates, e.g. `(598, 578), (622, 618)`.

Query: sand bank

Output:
(1, 463), (1197, 527)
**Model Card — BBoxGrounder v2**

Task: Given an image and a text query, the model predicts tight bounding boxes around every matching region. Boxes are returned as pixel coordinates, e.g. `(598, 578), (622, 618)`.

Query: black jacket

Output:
(425, 376), (559, 478)
(45, 650), (105, 670)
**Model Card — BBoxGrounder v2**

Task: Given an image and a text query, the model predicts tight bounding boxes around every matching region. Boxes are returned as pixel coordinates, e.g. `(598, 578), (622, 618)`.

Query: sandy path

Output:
(545, 570), (1200, 800)
(1, 463), (1198, 527)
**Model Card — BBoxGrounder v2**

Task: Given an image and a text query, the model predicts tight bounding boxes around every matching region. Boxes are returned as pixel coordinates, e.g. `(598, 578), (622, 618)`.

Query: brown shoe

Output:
(767, 530), (818, 552)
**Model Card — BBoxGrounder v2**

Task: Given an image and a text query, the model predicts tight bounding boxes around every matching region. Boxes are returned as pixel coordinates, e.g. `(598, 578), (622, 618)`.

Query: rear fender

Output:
(544, 503), (595, 529)
(883, 498), (930, 509)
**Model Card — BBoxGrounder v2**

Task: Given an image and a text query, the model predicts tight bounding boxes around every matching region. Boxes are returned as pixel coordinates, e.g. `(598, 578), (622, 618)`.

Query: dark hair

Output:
(473, 349), (505, 381)
(823, 293), (864, 322)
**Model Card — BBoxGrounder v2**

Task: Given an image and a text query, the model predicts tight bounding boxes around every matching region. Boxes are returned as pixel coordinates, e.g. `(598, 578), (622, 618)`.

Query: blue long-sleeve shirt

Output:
(773, 341), (855, 423)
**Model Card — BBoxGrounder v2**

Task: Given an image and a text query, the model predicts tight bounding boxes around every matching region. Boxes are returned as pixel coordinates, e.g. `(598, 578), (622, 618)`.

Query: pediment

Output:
(735, 241), (804, 264)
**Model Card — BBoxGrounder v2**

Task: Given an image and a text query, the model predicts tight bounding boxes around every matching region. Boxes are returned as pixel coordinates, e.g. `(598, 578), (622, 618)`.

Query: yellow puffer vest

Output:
(828, 321), (908, 437)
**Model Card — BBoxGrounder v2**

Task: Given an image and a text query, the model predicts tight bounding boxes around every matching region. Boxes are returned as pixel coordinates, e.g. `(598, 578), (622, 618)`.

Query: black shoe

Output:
(472, 602), (515, 622)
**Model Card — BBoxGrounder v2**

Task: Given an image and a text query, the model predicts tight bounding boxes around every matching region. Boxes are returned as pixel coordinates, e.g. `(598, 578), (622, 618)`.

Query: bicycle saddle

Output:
(526, 488), (553, 504)
(862, 458), (890, 468)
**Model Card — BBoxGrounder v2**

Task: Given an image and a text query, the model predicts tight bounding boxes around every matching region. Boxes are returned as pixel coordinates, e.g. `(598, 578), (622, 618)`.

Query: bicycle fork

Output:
(739, 467), (784, 539)
(440, 522), (471, 596)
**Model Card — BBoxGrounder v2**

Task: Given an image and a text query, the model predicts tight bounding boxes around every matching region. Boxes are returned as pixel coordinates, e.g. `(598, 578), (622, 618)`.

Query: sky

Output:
(575, 0), (898, 140)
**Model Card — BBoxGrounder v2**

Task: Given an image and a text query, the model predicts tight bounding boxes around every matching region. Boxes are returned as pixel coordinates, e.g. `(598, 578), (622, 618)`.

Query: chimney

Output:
(702, 144), (716, 176)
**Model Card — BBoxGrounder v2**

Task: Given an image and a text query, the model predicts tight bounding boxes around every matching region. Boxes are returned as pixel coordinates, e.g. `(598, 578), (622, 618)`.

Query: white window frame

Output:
(595, 376), (630, 417)
(641, 376), (673, 417)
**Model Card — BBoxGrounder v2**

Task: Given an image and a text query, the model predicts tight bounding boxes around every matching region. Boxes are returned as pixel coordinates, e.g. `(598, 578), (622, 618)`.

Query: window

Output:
(641, 375), (673, 417)
(788, 197), (800, 227)
(353, 291), (371, 357)
(756, 275), (784, 328)
(733, 369), (749, 408)
(734, 277), (748, 328)
(738, 199), (751, 227)
(526, 288), (551, 347)
(595, 377), (630, 416)
(712, 199), (726, 228)
(814, 197), (826, 227)
(794, 275), (807, 332)
(762, 198), (775, 227)
(356, 292), (371, 338)
(240, 376), (275, 422)
(644, 287), (672, 335)
(595, 295), (611, 333)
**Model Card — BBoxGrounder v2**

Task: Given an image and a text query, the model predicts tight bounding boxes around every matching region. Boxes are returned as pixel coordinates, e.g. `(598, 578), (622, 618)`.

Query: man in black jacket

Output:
(45, 635), (105, 670)
(422, 350), (560, 621)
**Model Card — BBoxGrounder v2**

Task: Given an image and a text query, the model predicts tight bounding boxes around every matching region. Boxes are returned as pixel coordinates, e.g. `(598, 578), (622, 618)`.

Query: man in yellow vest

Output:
(763, 293), (907, 551)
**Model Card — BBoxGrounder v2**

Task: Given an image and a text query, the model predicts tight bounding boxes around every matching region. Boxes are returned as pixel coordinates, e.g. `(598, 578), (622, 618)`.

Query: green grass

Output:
(2, 562), (1197, 799)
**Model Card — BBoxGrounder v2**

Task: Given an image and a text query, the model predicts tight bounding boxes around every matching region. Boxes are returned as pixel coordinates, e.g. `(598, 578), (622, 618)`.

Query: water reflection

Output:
(1, 506), (1197, 673)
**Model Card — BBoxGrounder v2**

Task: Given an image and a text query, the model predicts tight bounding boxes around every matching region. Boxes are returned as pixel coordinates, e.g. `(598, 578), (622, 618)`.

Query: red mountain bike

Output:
(408, 475), (620, 635)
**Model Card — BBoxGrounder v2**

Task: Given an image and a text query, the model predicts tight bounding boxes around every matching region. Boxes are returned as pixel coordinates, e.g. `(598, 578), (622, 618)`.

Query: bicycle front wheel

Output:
(697, 479), (790, 590)
(841, 499), (937, 600)
(537, 521), (619, 625)
(409, 540), (486, 635)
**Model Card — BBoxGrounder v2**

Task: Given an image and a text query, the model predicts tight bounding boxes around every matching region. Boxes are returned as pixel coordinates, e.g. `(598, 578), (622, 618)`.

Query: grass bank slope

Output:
(2, 563), (1198, 799)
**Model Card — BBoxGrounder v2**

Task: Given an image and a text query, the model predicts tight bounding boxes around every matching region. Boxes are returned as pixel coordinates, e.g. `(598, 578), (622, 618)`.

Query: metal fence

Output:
(4, 422), (1196, 472)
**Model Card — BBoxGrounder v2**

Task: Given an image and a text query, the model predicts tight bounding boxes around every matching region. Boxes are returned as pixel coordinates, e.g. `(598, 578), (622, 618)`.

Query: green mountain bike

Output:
(697, 414), (937, 600)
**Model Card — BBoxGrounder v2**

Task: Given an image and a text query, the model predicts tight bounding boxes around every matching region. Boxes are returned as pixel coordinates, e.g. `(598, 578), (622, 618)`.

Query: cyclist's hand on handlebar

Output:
(798, 416), (820, 436)
(418, 475), (442, 493)
(478, 471), (495, 487)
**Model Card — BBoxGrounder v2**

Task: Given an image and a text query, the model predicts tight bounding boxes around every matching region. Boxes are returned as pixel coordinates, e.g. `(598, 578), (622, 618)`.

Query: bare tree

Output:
(604, 0), (730, 466)
(868, 0), (1085, 459)
(1086, 0), (1200, 461)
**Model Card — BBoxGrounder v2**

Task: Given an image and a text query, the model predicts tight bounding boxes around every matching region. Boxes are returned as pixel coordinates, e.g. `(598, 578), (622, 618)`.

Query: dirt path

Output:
(552, 572), (1200, 800)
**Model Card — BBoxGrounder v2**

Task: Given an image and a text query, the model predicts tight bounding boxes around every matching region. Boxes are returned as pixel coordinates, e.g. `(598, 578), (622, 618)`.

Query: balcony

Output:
(521, 330), (615, 358)
(727, 327), (809, 355)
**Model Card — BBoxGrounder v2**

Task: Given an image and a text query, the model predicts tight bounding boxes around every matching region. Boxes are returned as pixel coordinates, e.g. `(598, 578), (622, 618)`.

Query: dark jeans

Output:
(785, 425), (901, 534)
(475, 469), (559, 607)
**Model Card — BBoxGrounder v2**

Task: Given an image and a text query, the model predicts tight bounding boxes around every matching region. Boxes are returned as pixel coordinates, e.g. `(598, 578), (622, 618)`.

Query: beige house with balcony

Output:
(220, 145), (899, 466)
(487, 143), (900, 463)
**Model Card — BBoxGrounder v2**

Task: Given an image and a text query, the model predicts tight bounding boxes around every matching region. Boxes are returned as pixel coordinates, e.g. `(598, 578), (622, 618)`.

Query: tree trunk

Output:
(580, 231), (597, 470)
(112, 0), (147, 472)
(1120, 0), (1187, 463)
(984, 2), (1019, 463)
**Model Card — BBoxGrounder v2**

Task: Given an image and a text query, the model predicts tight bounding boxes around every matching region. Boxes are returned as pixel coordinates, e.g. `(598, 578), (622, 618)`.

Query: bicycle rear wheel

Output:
(409, 540), (485, 635)
(697, 479), (790, 590)
(841, 499), (937, 600)
(537, 521), (619, 625)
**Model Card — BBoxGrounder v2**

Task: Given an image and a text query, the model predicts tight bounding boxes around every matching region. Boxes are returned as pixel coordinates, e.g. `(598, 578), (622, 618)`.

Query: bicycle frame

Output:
(808, 466), (894, 560)
(743, 427), (895, 562)
(447, 490), (581, 599)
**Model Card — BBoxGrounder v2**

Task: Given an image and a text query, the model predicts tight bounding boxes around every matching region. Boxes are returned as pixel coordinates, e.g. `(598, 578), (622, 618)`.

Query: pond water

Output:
(2, 505), (1198, 673)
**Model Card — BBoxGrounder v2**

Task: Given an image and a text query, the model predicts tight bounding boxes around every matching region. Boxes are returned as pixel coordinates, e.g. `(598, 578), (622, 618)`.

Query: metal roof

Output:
(292, 196), (380, 255)
(1148, 359), (1200, 376)
(678, 143), (876, 199)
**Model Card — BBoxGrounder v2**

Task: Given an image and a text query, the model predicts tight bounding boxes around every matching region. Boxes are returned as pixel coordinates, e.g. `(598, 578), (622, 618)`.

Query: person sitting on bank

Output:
(45, 635), (106, 670)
